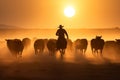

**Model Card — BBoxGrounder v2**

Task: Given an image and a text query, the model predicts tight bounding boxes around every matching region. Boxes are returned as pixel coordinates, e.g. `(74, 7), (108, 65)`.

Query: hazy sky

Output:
(0, 0), (120, 28)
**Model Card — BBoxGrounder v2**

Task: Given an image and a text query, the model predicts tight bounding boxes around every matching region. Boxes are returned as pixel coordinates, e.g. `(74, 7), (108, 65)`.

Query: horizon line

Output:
(0, 27), (119, 29)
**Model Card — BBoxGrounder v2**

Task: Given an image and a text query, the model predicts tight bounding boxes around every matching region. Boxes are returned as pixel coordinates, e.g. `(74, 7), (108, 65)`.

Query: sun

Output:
(64, 6), (75, 18)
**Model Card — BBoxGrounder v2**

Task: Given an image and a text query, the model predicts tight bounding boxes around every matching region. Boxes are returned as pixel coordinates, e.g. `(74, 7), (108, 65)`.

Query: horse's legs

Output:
(60, 49), (63, 57)
(62, 49), (65, 55)
(59, 49), (62, 53)
(59, 49), (65, 57)
(19, 51), (22, 57)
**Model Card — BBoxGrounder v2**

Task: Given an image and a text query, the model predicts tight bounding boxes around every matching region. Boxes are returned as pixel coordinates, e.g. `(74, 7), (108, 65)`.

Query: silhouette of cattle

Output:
(6, 39), (24, 57)
(34, 39), (45, 55)
(103, 41), (118, 52)
(116, 39), (120, 45)
(103, 40), (120, 60)
(22, 38), (31, 49)
(91, 36), (105, 57)
(47, 39), (57, 56)
(74, 39), (88, 56)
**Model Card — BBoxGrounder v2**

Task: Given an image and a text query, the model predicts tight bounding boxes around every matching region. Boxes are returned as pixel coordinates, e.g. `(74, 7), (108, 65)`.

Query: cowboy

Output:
(56, 25), (69, 39)
(55, 25), (69, 54)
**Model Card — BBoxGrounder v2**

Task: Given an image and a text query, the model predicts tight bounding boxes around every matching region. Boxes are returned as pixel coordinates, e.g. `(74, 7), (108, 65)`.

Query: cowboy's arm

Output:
(56, 30), (59, 36)
(64, 30), (69, 39)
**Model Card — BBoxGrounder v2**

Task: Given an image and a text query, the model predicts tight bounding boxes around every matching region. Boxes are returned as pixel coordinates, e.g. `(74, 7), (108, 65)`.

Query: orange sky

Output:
(0, 0), (120, 28)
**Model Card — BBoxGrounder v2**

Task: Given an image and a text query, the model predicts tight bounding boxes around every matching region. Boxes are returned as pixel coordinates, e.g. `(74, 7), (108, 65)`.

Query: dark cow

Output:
(74, 39), (88, 56)
(91, 36), (105, 57)
(116, 39), (120, 45)
(6, 39), (24, 57)
(103, 40), (120, 60)
(34, 39), (45, 55)
(22, 38), (31, 49)
(47, 39), (57, 56)
(103, 41), (118, 52)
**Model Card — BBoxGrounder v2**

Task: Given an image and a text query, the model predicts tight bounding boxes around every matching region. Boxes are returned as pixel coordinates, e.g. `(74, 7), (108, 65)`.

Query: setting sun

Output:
(64, 6), (75, 18)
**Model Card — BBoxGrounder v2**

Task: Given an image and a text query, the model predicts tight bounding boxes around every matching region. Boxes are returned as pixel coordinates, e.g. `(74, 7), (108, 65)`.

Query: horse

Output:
(56, 37), (67, 57)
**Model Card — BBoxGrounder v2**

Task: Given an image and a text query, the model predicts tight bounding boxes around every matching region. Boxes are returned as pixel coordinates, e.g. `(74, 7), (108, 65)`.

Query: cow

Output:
(74, 39), (88, 56)
(116, 39), (120, 45)
(91, 36), (105, 57)
(6, 39), (24, 57)
(22, 38), (31, 49)
(34, 39), (45, 55)
(103, 40), (120, 60)
(47, 39), (57, 56)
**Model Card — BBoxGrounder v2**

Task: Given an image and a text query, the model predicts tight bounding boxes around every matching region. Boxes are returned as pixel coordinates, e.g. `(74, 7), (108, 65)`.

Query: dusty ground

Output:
(0, 53), (120, 80)
(0, 41), (120, 80)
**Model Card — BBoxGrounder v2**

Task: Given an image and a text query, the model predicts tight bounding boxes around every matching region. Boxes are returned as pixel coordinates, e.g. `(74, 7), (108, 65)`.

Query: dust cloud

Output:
(0, 39), (120, 65)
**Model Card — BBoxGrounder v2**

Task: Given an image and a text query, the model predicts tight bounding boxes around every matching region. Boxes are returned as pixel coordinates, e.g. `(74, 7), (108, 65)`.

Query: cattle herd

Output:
(3, 36), (120, 58)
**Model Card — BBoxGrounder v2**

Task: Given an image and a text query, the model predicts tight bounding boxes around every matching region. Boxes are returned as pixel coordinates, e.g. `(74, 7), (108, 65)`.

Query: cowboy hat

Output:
(58, 25), (64, 28)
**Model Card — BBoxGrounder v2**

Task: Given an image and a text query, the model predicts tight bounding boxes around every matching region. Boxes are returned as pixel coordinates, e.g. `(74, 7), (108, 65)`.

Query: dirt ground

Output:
(0, 53), (120, 80)
(0, 41), (120, 80)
